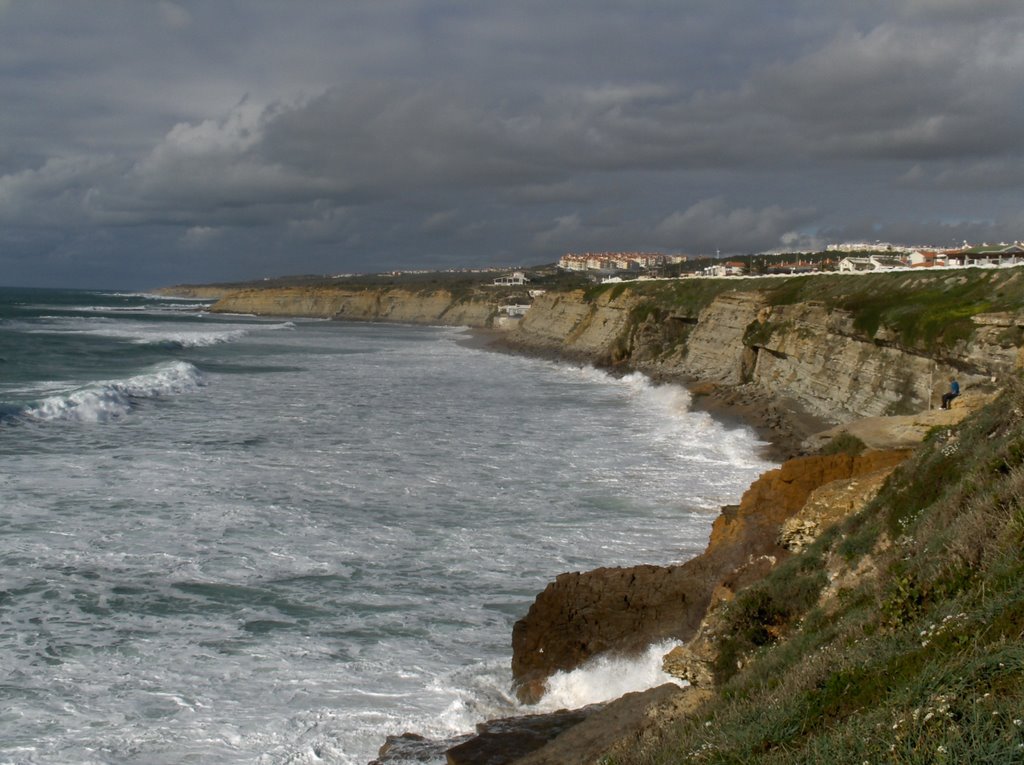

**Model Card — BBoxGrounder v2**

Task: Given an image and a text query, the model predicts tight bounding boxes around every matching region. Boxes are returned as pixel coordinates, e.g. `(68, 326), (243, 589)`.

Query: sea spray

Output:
(25, 316), (296, 348)
(535, 641), (686, 712)
(19, 361), (204, 423)
(0, 288), (774, 764)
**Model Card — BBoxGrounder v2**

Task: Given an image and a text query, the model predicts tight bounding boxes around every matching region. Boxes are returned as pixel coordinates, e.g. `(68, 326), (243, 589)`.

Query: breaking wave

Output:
(26, 318), (296, 348)
(534, 641), (686, 712)
(18, 361), (204, 423)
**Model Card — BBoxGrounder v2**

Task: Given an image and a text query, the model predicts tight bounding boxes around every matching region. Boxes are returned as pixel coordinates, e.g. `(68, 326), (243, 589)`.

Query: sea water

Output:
(0, 287), (773, 764)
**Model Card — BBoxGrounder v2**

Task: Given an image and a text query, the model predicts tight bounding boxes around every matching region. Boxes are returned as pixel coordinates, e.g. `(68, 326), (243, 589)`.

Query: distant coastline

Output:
(158, 267), (1024, 763)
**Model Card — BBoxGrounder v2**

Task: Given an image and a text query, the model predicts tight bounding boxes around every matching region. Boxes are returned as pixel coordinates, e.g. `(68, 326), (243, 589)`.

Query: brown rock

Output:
(779, 466), (897, 552)
(705, 450), (912, 568)
(662, 645), (713, 688)
(444, 706), (599, 765)
(510, 563), (712, 703)
(510, 450), (912, 703)
(513, 684), (709, 765)
(805, 391), (996, 451)
(370, 731), (470, 764)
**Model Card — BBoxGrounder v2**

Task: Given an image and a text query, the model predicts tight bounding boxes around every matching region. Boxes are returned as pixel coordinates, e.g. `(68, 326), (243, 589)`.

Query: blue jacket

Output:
(950, 380), (960, 395)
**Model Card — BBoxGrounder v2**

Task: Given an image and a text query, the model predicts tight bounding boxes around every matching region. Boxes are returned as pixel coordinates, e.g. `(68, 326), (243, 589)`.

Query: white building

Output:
(492, 271), (529, 286)
(837, 255), (906, 272)
(827, 242), (902, 254)
(558, 251), (668, 272)
(701, 261), (747, 277)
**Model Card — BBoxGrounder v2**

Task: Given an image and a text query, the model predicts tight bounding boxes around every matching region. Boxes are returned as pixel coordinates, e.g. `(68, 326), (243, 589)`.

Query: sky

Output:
(1, 1), (1023, 289)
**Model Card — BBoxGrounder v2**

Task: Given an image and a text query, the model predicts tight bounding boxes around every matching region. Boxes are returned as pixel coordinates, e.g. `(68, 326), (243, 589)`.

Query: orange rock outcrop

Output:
(510, 449), (911, 703)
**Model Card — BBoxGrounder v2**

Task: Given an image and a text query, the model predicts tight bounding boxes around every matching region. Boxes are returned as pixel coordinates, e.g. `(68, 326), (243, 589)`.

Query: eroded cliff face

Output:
(507, 283), (1020, 424)
(511, 289), (639, 361)
(190, 275), (1021, 426)
(509, 449), (912, 704)
(208, 286), (499, 326)
(151, 285), (236, 300)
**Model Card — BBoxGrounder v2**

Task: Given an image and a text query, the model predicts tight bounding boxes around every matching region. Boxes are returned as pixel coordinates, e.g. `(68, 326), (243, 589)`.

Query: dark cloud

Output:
(653, 199), (819, 254)
(0, 0), (1022, 287)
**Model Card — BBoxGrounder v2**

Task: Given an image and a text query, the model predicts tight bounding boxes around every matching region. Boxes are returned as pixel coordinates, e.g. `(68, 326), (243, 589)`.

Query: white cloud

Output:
(0, 155), (120, 225)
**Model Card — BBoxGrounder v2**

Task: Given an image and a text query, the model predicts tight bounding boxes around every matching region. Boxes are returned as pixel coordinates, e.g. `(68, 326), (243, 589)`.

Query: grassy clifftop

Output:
(613, 377), (1024, 764)
(589, 267), (1024, 356)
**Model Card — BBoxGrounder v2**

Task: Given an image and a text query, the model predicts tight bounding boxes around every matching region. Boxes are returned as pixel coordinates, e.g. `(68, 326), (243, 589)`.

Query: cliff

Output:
(504, 269), (1024, 426)
(151, 284), (237, 300)
(437, 380), (1011, 765)
(158, 269), (1024, 763)
(597, 376), (1024, 764)
(178, 269), (1024, 432)
(508, 449), (912, 704)
(207, 285), (501, 326)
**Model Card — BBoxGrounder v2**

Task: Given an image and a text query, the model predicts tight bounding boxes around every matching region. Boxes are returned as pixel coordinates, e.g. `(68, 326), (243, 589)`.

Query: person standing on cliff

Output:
(941, 377), (960, 409)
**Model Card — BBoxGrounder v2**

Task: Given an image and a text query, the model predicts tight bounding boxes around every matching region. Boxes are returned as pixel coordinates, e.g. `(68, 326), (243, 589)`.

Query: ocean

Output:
(0, 287), (774, 764)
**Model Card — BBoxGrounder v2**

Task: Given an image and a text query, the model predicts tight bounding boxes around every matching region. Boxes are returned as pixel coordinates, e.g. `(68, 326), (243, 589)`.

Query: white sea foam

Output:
(21, 361), (203, 422)
(534, 642), (686, 712)
(0, 313), (776, 765)
(26, 317), (296, 347)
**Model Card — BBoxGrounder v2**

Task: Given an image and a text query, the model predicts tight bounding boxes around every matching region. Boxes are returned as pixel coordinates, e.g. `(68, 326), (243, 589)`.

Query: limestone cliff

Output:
(511, 288), (640, 361)
(207, 285), (500, 326)
(506, 270), (1024, 424)
(151, 285), (236, 300)
(174, 269), (1023, 427)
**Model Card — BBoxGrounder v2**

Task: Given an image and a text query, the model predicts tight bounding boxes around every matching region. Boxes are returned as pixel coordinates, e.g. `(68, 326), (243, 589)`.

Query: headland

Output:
(157, 265), (1024, 763)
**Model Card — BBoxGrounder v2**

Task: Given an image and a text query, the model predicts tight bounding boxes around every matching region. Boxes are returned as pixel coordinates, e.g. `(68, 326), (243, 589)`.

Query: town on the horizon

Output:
(556, 241), (1024, 279)
(331, 239), (1024, 285)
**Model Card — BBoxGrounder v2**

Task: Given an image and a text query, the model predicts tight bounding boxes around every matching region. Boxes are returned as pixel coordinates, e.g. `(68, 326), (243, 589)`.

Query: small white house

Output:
(701, 261), (746, 277)
(492, 271), (529, 286)
(838, 255), (905, 273)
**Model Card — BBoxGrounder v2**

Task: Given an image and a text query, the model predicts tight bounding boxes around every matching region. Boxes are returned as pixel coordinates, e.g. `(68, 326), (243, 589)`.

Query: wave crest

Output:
(25, 318), (296, 348)
(20, 361), (204, 423)
(534, 641), (685, 712)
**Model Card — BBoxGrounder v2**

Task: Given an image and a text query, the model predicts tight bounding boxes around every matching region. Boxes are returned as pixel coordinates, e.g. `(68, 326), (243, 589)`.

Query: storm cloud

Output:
(1, 0), (1022, 287)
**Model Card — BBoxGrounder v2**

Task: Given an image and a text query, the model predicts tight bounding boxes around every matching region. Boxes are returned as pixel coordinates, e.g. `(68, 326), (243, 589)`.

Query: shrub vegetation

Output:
(607, 374), (1024, 764)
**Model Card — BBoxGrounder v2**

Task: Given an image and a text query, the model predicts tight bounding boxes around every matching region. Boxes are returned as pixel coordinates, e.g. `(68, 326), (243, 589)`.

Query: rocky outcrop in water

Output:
(509, 449), (912, 703)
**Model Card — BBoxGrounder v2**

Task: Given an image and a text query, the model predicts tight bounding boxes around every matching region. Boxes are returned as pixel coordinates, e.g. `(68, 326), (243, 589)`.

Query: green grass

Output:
(611, 375), (1024, 764)
(816, 433), (867, 457)
(576, 267), (1024, 365)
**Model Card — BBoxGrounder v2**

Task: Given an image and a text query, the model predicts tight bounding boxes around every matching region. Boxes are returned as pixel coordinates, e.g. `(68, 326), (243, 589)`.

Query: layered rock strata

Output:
(192, 277), (1017, 429)
(505, 286), (1016, 424)
(209, 286), (500, 326)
